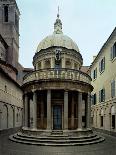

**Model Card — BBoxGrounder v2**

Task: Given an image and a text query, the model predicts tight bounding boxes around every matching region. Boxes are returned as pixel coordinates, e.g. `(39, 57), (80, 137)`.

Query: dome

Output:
(36, 34), (79, 53)
(36, 13), (79, 53)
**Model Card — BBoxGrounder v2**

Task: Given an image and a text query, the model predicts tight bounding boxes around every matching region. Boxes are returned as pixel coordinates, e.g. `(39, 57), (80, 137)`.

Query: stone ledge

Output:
(93, 127), (116, 137)
(0, 127), (21, 136)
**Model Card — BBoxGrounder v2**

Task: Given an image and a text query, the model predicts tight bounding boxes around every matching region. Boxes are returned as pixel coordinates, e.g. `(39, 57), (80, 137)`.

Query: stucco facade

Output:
(89, 27), (116, 133)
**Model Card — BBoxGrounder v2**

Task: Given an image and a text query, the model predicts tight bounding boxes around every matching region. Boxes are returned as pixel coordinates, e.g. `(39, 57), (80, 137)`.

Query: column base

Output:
(76, 128), (83, 131)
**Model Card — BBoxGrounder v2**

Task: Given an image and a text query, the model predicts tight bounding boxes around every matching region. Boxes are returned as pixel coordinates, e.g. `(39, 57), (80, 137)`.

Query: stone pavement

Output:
(0, 131), (116, 155)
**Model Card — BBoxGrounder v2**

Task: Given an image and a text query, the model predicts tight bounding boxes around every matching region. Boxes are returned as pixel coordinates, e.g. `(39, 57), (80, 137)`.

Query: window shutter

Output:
(99, 61), (101, 73)
(113, 45), (115, 59)
(96, 68), (97, 78)
(114, 80), (116, 96)
(111, 81), (113, 97)
(113, 81), (115, 97)
(103, 57), (105, 70)
(93, 70), (94, 79)
(103, 88), (105, 102)
(94, 68), (97, 79)
(91, 95), (93, 105)
(111, 80), (115, 98)
(99, 90), (101, 103)
(111, 46), (113, 60)
(113, 80), (115, 97)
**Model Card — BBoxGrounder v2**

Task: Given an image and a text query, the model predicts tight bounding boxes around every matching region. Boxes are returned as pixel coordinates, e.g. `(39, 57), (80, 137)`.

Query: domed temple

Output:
(10, 13), (104, 145)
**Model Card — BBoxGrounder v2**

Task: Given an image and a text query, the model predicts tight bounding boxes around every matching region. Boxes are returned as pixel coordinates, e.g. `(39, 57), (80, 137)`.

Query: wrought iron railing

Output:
(23, 68), (91, 84)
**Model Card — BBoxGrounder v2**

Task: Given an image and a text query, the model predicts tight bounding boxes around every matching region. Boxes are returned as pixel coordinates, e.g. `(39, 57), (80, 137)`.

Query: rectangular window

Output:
(93, 68), (97, 80)
(112, 115), (115, 129)
(99, 89), (105, 103)
(111, 80), (115, 98)
(92, 93), (96, 105)
(4, 5), (8, 22)
(111, 43), (116, 60)
(101, 116), (103, 127)
(99, 57), (105, 73)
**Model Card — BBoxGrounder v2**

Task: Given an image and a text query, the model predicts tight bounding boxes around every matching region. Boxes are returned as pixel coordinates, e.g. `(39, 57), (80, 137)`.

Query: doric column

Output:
(86, 92), (91, 129)
(41, 60), (44, 69)
(77, 92), (82, 130)
(72, 61), (75, 69)
(0, 110), (2, 129)
(71, 94), (75, 129)
(33, 91), (37, 129)
(47, 90), (51, 130)
(41, 95), (44, 128)
(64, 91), (68, 130)
(51, 57), (54, 68)
(24, 94), (28, 127)
(62, 55), (65, 68)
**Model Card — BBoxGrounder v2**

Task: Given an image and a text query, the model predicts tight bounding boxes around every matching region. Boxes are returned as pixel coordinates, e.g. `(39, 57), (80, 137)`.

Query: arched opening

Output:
(100, 109), (104, 127)
(111, 106), (115, 129)
(8, 106), (14, 128)
(1, 105), (8, 129)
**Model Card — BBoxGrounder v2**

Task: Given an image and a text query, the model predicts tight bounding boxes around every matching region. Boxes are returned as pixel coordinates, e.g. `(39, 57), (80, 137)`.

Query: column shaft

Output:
(24, 94), (28, 127)
(47, 90), (51, 130)
(51, 57), (54, 68)
(0, 111), (2, 129)
(33, 91), (37, 129)
(41, 95), (44, 128)
(64, 91), (68, 130)
(71, 94), (75, 129)
(86, 92), (91, 129)
(77, 92), (82, 129)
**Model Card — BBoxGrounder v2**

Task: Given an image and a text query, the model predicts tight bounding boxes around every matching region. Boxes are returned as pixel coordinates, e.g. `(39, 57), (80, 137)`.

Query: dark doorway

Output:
(53, 105), (62, 130)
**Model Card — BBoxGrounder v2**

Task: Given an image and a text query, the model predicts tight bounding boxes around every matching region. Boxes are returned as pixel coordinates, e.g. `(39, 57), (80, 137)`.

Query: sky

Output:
(16, 0), (116, 68)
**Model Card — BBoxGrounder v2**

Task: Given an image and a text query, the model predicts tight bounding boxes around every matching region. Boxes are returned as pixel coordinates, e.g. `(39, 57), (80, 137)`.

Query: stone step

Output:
(51, 130), (63, 135)
(17, 132), (97, 140)
(9, 134), (105, 146)
(12, 133), (104, 144)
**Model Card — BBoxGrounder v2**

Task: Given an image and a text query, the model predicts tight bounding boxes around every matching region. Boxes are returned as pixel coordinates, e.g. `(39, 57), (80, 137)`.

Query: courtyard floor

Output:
(0, 131), (116, 155)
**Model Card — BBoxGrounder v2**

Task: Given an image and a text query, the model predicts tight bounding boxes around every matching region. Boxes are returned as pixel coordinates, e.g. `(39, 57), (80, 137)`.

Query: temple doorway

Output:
(53, 105), (62, 130)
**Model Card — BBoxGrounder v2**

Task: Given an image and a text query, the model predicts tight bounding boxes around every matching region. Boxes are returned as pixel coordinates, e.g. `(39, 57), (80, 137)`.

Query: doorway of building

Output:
(53, 105), (62, 130)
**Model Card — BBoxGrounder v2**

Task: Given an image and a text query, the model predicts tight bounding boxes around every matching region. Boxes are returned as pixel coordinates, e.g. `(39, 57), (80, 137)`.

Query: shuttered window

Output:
(99, 57), (105, 73)
(111, 80), (115, 98)
(99, 88), (105, 103)
(93, 68), (97, 80)
(92, 93), (96, 105)
(111, 42), (116, 60)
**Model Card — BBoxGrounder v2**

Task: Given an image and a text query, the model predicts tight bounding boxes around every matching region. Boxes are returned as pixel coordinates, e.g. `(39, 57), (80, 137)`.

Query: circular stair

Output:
(9, 131), (104, 146)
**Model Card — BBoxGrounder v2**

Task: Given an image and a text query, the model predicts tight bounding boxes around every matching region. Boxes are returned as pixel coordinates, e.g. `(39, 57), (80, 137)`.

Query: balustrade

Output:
(23, 68), (91, 84)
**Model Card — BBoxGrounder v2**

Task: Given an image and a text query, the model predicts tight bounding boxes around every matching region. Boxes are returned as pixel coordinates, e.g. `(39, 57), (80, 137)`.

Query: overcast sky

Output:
(16, 0), (116, 68)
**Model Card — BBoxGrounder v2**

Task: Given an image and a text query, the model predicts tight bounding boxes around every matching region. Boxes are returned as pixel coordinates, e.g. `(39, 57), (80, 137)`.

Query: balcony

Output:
(23, 68), (91, 85)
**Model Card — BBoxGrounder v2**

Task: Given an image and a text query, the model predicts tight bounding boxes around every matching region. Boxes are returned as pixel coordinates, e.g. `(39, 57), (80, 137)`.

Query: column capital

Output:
(24, 92), (28, 96)
(32, 89), (37, 93)
(78, 91), (82, 94)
